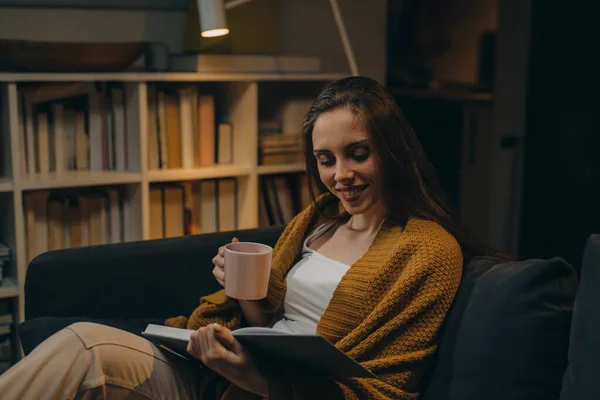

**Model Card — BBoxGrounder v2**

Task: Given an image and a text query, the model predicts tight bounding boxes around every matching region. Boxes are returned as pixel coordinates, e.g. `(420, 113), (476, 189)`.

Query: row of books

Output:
(258, 98), (312, 165)
(0, 300), (13, 374)
(259, 174), (310, 227)
(20, 173), (310, 261)
(150, 174), (311, 239)
(18, 82), (129, 176)
(258, 120), (303, 165)
(23, 187), (127, 263)
(147, 85), (232, 170)
(150, 179), (237, 239)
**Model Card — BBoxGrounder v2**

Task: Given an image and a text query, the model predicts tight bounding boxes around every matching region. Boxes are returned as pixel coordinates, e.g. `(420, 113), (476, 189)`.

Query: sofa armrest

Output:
(24, 226), (284, 320)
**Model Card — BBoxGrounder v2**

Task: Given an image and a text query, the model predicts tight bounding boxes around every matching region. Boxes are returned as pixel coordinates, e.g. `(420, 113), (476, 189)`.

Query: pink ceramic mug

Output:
(224, 242), (273, 300)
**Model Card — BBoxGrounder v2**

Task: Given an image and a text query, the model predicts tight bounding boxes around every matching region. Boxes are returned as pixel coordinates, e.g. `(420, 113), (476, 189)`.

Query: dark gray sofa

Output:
(17, 226), (599, 400)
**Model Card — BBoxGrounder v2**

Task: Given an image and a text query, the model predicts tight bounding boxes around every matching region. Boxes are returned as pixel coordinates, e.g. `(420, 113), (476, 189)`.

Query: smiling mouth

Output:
(337, 184), (369, 196)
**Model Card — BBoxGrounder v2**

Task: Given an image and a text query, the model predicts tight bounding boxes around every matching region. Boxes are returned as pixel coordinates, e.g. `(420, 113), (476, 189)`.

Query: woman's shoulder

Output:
(402, 217), (463, 265)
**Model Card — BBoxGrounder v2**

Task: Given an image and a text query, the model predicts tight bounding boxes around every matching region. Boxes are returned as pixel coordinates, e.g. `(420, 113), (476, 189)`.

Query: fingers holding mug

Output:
(213, 265), (225, 287)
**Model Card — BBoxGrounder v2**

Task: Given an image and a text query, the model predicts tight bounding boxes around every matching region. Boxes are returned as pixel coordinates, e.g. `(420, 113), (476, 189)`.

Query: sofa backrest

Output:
(420, 255), (579, 400)
(24, 225), (285, 320)
(560, 234), (600, 400)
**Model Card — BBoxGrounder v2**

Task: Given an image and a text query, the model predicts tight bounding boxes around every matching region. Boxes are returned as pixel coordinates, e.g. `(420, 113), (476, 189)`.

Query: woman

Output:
(0, 76), (498, 399)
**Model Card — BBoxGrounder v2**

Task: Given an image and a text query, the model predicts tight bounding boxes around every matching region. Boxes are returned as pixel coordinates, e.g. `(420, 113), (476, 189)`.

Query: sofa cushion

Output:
(421, 256), (578, 400)
(560, 234), (600, 400)
(18, 316), (165, 356)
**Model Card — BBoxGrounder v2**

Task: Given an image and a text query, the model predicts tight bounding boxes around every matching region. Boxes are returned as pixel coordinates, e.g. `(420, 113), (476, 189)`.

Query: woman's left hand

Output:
(187, 323), (268, 397)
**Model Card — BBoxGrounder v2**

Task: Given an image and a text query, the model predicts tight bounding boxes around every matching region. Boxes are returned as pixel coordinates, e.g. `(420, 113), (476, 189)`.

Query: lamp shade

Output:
(198, 0), (229, 37)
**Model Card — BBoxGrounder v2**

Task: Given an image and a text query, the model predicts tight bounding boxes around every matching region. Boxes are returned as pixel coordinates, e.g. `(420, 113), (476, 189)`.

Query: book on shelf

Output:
(259, 175), (309, 228)
(216, 179), (237, 233)
(258, 119), (303, 165)
(281, 98), (313, 135)
(142, 324), (376, 379)
(149, 178), (238, 240)
(19, 82), (130, 176)
(0, 299), (12, 338)
(0, 243), (8, 261)
(0, 324), (10, 336)
(149, 183), (186, 239)
(147, 85), (226, 171)
(217, 123), (233, 165)
(23, 187), (125, 262)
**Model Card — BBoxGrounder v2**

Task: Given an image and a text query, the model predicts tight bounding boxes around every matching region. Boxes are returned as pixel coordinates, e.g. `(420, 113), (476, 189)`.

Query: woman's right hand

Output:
(212, 237), (239, 287)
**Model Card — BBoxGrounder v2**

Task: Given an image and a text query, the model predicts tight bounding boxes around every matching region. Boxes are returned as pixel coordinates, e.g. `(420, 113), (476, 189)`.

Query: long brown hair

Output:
(302, 76), (506, 259)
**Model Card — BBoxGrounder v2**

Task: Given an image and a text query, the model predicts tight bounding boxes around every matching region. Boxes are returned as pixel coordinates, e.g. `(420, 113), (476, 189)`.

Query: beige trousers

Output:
(0, 322), (210, 400)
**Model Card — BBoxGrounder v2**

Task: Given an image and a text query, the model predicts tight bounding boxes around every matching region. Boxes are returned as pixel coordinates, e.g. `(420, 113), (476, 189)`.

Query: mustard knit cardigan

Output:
(165, 194), (463, 399)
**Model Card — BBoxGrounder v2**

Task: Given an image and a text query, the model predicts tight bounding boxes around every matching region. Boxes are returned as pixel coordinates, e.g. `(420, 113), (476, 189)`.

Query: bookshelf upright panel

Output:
(0, 84), (13, 185)
(121, 183), (144, 242)
(224, 82), (258, 229)
(124, 82), (144, 174)
(0, 190), (17, 290)
(4, 83), (26, 327)
(133, 82), (151, 240)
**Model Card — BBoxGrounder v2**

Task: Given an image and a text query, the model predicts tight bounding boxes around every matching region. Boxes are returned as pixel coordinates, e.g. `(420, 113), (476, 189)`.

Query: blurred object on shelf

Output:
(144, 42), (171, 72)
(0, 40), (147, 72)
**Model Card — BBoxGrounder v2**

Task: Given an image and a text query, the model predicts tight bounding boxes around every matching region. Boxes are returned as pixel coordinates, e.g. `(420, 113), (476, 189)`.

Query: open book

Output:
(142, 324), (377, 379)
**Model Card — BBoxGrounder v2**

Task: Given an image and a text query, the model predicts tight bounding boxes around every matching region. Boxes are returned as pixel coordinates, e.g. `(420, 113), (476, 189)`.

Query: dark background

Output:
(386, 0), (600, 269)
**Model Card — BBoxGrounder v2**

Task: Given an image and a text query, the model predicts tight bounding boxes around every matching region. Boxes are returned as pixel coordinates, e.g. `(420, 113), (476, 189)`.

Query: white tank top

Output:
(271, 221), (350, 334)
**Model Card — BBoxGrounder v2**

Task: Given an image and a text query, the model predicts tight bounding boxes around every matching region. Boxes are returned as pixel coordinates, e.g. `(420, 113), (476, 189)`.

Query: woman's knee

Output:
(66, 322), (150, 351)
(66, 321), (116, 337)
(66, 323), (158, 389)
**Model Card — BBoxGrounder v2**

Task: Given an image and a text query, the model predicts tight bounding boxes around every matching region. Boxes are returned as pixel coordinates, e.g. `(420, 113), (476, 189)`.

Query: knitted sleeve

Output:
(259, 235), (463, 400)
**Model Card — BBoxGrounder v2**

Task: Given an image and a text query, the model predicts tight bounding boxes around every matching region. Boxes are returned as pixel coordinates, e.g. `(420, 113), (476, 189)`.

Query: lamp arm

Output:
(224, 0), (254, 9)
(223, 0), (360, 76)
(328, 0), (360, 76)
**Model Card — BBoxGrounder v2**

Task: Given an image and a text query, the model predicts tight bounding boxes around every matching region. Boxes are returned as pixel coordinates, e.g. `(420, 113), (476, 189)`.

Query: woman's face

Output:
(312, 108), (382, 216)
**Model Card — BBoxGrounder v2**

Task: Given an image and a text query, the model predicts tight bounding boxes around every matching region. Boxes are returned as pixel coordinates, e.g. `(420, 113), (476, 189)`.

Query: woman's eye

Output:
(352, 150), (370, 162)
(319, 159), (335, 167)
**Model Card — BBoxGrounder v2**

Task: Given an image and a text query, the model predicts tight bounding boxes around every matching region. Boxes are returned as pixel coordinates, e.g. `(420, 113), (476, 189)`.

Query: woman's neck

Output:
(344, 201), (387, 235)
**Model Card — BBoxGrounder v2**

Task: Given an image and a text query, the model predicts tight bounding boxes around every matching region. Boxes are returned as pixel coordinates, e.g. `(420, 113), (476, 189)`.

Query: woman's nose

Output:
(335, 161), (354, 183)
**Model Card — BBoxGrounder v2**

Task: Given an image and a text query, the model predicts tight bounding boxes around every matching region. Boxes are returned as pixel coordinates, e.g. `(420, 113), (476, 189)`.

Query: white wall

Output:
(0, 0), (387, 82)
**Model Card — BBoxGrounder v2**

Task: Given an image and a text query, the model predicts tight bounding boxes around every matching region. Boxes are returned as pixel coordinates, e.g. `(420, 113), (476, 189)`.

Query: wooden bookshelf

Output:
(147, 165), (252, 182)
(0, 179), (12, 193)
(0, 71), (343, 335)
(0, 72), (346, 83)
(19, 171), (142, 190)
(257, 163), (306, 175)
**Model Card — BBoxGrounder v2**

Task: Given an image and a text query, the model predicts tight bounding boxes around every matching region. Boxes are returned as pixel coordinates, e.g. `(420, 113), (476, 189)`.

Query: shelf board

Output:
(0, 277), (18, 299)
(257, 163), (306, 175)
(20, 171), (141, 190)
(0, 178), (12, 192)
(390, 87), (493, 103)
(0, 72), (349, 83)
(148, 165), (252, 182)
